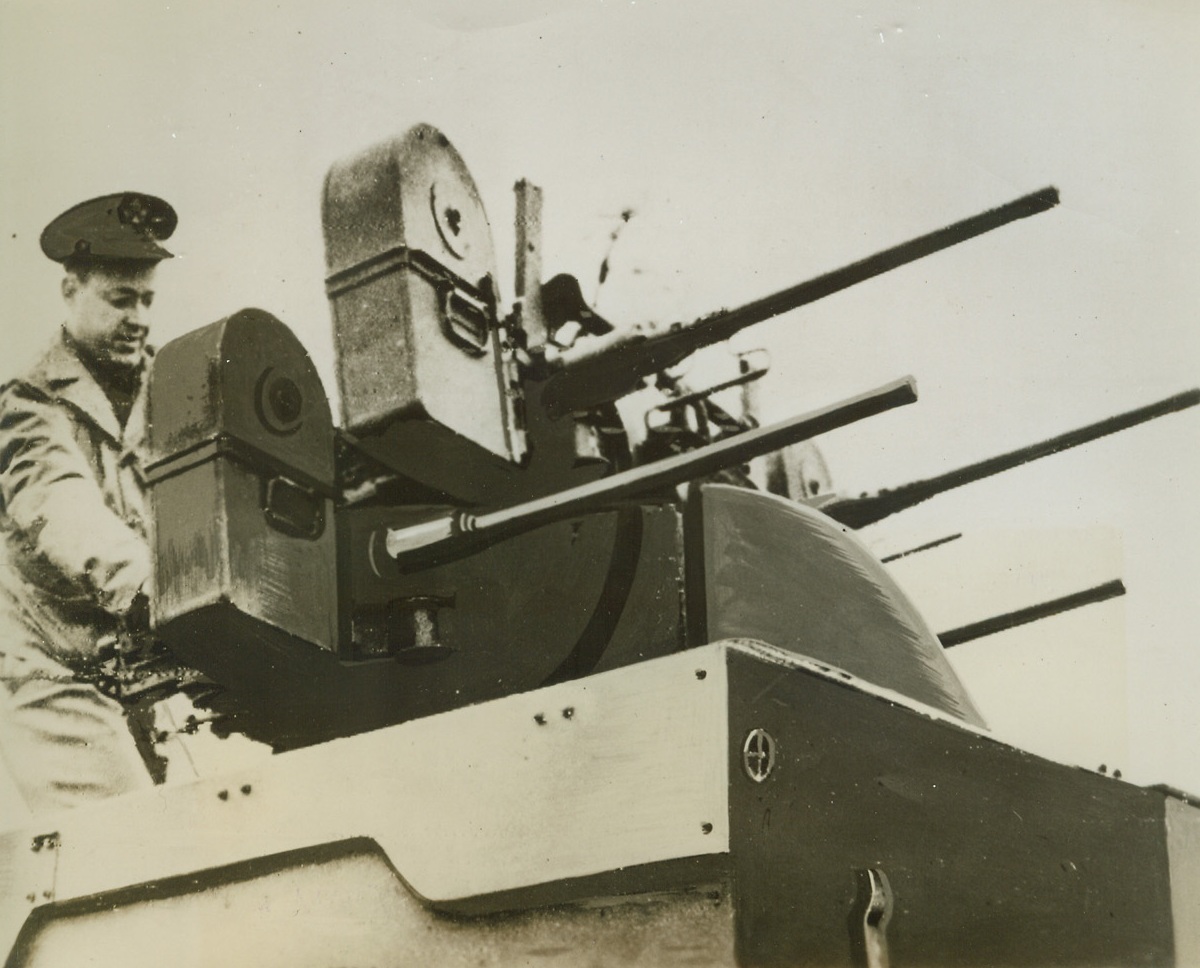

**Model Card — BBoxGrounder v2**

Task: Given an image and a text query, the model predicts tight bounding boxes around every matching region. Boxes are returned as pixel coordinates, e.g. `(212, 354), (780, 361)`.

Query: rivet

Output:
(562, 707), (574, 720)
(42, 890), (52, 900)
(534, 713), (546, 725)
(695, 669), (707, 680)
(241, 784), (252, 796)
(701, 822), (713, 834)
(217, 789), (229, 801)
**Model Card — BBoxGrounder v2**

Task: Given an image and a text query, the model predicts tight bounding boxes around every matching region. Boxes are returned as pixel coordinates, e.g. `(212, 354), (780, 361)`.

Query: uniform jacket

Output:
(0, 332), (151, 679)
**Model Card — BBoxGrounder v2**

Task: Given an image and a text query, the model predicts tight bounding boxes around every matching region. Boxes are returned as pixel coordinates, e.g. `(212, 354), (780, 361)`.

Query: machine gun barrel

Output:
(540, 187), (1059, 418)
(824, 387), (1200, 529)
(938, 579), (1126, 648)
(386, 376), (917, 566)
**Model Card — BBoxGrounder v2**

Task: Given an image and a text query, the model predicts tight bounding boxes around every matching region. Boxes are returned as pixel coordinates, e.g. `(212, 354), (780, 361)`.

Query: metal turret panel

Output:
(686, 483), (986, 727)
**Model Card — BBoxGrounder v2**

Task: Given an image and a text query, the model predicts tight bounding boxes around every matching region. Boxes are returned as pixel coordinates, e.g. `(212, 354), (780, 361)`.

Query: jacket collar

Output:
(27, 330), (150, 448)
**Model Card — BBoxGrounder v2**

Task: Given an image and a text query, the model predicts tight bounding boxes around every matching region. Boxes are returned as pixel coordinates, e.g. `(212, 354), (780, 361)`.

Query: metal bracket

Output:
(262, 475), (326, 541)
(649, 366), (769, 418)
(390, 595), (457, 664)
(852, 867), (894, 968)
(349, 594), (457, 664)
(513, 179), (547, 351)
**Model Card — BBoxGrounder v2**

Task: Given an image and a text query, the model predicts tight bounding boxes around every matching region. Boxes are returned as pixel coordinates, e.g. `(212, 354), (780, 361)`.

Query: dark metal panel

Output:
(157, 504), (681, 750)
(588, 504), (685, 677)
(723, 650), (1175, 967)
(689, 484), (984, 726)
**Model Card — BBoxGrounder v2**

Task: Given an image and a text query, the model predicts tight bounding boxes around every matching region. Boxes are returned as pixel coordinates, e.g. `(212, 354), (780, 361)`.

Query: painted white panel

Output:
(1166, 796), (1200, 968)
(19, 849), (734, 968)
(1, 644), (730, 928)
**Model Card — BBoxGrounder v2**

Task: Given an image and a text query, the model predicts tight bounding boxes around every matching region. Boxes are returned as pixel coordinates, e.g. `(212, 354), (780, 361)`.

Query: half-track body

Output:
(3, 125), (1197, 968)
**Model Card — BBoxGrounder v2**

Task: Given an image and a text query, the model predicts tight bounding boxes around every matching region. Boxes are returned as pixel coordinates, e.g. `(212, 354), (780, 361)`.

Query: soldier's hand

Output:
(124, 590), (151, 638)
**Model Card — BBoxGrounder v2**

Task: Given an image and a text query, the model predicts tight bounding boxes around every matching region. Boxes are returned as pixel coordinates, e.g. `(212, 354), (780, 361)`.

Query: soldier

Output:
(0, 193), (177, 813)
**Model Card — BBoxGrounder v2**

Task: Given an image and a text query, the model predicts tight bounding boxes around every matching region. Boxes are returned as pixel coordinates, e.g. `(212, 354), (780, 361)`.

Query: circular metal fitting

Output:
(255, 367), (304, 435)
(742, 728), (777, 783)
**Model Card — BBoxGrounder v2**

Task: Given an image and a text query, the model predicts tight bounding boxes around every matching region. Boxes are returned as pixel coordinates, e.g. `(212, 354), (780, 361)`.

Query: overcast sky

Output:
(2, 0), (1197, 793)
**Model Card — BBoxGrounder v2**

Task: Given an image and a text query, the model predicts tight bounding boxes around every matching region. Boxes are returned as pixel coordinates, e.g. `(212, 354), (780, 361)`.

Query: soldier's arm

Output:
(0, 381), (150, 616)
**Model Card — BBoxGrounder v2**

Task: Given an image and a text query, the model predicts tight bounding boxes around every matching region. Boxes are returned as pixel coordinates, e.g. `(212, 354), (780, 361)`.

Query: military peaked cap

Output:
(40, 192), (177, 263)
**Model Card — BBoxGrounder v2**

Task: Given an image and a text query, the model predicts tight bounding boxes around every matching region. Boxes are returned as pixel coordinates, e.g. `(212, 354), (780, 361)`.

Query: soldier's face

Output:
(62, 264), (158, 369)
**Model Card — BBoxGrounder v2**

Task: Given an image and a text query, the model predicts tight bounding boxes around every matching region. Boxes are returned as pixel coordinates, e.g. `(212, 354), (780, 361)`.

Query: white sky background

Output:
(1, 0), (1197, 792)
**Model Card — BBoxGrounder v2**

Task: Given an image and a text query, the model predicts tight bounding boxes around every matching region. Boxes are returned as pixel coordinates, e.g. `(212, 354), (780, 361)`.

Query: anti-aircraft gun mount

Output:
(136, 124), (1070, 748)
(5, 126), (1197, 968)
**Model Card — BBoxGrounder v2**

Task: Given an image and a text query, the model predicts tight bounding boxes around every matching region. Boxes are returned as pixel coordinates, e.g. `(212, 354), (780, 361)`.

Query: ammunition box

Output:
(146, 309), (337, 653)
(323, 124), (517, 463)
